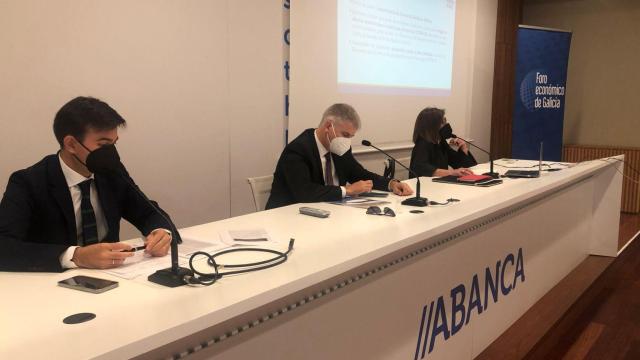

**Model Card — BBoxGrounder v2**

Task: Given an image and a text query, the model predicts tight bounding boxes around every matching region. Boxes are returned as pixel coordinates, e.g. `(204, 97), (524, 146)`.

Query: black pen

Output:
(120, 245), (146, 252)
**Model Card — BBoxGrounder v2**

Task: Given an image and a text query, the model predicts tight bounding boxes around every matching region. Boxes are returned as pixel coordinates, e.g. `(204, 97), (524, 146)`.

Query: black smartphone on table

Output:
(58, 275), (119, 294)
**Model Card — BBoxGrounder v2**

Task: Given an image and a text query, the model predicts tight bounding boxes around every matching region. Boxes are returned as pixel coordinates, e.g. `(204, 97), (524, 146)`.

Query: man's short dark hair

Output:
(53, 96), (126, 147)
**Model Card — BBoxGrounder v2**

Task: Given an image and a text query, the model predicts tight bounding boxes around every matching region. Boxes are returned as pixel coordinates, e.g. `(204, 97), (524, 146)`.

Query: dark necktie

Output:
(78, 179), (99, 246)
(324, 153), (334, 185)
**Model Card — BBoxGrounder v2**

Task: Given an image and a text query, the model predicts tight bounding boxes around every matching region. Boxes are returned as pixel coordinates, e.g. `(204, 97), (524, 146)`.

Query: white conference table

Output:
(0, 157), (623, 360)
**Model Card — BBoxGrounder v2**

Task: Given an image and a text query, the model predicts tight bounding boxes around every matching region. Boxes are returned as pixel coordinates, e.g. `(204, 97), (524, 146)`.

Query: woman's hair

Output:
(412, 107), (445, 144)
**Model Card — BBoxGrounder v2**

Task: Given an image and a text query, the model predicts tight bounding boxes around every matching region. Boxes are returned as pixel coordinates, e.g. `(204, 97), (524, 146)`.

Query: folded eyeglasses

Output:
(366, 206), (396, 217)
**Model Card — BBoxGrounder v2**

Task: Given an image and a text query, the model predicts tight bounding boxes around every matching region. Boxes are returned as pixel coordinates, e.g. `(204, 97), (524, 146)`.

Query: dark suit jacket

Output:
(0, 154), (177, 272)
(266, 129), (390, 209)
(409, 137), (478, 177)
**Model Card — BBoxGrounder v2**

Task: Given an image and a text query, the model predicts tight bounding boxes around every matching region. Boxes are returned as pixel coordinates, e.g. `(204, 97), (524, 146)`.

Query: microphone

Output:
(86, 145), (193, 287)
(450, 135), (499, 179)
(361, 140), (428, 207)
(123, 176), (194, 288)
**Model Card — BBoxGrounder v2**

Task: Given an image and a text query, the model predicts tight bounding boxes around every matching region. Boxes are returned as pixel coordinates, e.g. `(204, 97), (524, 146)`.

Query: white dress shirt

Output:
(314, 131), (346, 198)
(58, 154), (109, 268)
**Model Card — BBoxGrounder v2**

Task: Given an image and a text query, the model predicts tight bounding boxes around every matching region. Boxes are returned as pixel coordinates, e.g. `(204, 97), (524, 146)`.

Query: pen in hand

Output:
(119, 245), (146, 252)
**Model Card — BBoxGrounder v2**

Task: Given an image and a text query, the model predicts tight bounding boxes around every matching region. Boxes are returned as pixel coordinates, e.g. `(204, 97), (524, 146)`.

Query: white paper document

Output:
(178, 237), (229, 258)
(99, 229), (278, 279)
(220, 228), (279, 246)
(101, 237), (228, 279)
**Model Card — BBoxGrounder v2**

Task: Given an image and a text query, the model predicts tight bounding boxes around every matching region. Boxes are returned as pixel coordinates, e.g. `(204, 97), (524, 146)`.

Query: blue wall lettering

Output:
(500, 253), (514, 296)
(415, 301), (434, 360)
(465, 274), (483, 325)
(450, 284), (466, 336)
(484, 261), (500, 311)
(428, 296), (450, 354)
(514, 248), (526, 288)
(284, 29), (290, 45)
(284, 60), (290, 81)
(414, 248), (525, 359)
(284, 94), (289, 117)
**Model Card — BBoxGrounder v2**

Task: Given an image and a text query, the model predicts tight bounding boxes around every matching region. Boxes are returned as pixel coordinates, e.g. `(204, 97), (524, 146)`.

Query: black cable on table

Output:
(184, 239), (295, 286)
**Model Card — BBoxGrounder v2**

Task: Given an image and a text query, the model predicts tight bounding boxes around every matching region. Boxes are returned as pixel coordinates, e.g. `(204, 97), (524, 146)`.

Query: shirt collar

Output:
(314, 129), (329, 158)
(58, 153), (93, 188)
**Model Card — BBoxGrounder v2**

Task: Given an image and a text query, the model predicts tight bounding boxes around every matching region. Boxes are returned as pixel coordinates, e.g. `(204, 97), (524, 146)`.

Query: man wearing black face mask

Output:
(0, 97), (175, 272)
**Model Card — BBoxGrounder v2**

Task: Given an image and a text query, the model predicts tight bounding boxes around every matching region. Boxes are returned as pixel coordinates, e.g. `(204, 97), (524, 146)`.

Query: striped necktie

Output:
(78, 179), (99, 246)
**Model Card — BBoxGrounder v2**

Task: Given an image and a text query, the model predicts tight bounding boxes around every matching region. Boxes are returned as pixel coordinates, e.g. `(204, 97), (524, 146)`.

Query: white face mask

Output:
(327, 123), (351, 156)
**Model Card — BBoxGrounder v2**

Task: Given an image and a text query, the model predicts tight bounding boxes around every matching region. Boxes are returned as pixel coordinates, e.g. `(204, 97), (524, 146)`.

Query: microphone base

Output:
(483, 172), (500, 179)
(401, 196), (429, 207)
(148, 267), (194, 288)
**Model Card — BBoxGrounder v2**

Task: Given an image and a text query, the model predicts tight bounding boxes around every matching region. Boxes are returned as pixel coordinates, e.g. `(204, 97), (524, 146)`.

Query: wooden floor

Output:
(477, 213), (640, 360)
(524, 213), (640, 360)
(618, 213), (640, 250)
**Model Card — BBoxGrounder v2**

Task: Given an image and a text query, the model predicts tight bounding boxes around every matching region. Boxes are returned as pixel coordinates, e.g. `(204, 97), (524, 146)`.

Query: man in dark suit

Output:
(0, 97), (175, 272)
(266, 103), (413, 209)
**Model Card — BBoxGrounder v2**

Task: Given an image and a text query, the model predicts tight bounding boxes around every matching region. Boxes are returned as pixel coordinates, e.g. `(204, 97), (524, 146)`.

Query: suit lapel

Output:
(47, 155), (77, 243)
(307, 129), (327, 185)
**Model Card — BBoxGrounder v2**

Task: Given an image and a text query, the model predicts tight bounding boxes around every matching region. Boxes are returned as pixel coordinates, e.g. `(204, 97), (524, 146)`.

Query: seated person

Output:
(0, 97), (176, 272)
(266, 103), (413, 209)
(409, 107), (477, 177)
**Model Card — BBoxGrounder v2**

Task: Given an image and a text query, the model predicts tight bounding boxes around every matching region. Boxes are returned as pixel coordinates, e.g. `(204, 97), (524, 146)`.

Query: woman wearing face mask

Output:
(409, 107), (477, 177)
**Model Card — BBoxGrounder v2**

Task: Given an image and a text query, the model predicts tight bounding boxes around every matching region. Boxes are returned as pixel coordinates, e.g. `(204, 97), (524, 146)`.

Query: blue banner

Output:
(512, 26), (572, 161)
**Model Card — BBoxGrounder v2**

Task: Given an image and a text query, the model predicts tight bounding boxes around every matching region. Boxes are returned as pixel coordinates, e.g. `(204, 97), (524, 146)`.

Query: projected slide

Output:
(338, 0), (456, 95)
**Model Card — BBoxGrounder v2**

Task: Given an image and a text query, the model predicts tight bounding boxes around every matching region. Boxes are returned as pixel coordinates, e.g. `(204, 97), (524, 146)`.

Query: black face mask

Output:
(75, 140), (123, 174)
(439, 123), (453, 140)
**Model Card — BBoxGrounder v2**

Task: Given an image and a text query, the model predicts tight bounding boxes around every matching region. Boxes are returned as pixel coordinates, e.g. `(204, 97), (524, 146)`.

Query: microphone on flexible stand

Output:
(123, 178), (193, 287)
(85, 145), (193, 287)
(361, 140), (428, 207)
(449, 134), (499, 178)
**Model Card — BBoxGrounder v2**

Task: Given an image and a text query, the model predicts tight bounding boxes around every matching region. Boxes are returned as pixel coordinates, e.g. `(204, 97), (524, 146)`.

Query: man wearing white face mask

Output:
(266, 103), (413, 209)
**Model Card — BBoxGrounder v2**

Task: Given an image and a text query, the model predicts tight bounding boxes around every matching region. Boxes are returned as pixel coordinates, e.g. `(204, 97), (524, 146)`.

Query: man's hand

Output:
(390, 180), (414, 196)
(345, 180), (373, 196)
(451, 168), (475, 176)
(145, 229), (172, 257)
(72, 242), (134, 269)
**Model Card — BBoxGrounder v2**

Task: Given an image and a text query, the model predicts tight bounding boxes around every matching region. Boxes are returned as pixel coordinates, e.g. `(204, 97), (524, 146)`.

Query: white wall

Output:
(468, 0), (498, 163)
(0, 0), (284, 237)
(0, 0), (497, 238)
(289, 0), (497, 165)
(228, 1), (285, 216)
(523, 0), (640, 148)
